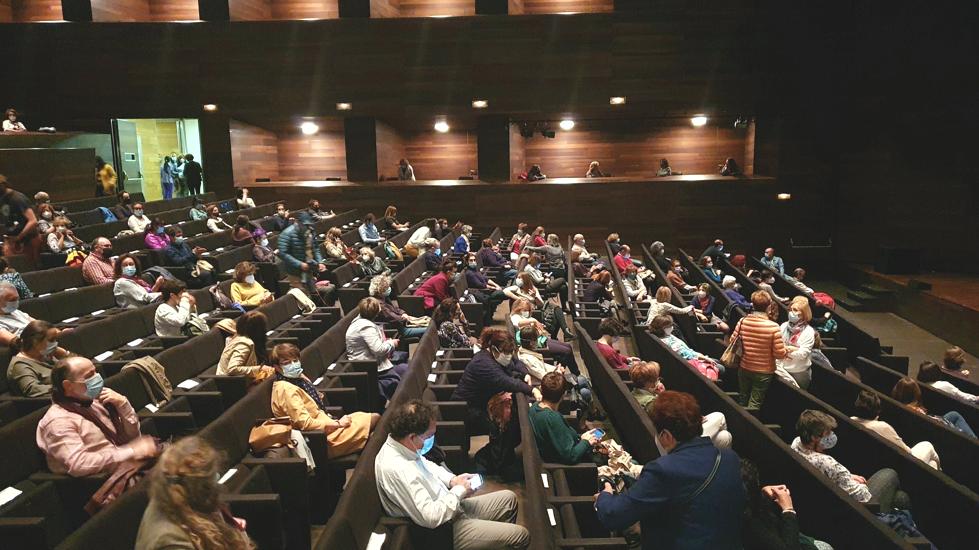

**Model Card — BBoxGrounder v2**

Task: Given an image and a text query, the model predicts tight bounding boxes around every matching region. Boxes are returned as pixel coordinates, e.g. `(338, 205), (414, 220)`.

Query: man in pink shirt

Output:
(36, 356), (158, 477)
(81, 237), (116, 286)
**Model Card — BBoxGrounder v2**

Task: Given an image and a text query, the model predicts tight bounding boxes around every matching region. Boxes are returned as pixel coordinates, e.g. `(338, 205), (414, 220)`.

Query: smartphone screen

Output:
(592, 429), (605, 439)
(470, 474), (483, 490)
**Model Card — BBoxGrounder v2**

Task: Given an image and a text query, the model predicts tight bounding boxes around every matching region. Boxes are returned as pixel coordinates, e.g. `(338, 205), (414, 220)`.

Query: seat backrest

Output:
(21, 266), (86, 296)
(198, 378), (275, 469)
(0, 408), (48, 487)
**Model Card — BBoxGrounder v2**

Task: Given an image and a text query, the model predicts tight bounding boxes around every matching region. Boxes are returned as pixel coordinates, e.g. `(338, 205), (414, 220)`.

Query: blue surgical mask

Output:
(84, 373), (104, 400)
(175, 236), (186, 244)
(788, 311), (801, 323)
(417, 434), (435, 457)
(133, 209), (143, 216)
(2, 300), (19, 314)
(281, 361), (303, 379)
(155, 227), (165, 235)
(434, 249), (442, 257)
(468, 262), (478, 269)
(122, 265), (137, 277)
(819, 432), (837, 450)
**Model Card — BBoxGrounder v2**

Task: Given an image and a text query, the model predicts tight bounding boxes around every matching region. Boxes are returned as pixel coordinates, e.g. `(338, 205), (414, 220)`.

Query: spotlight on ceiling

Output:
(471, 99), (488, 109)
(776, 193), (792, 201)
(559, 119), (575, 131)
(202, 104), (218, 112)
(300, 121), (319, 135)
(336, 102), (352, 111)
(691, 115), (708, 127)
(434, 120), (450, 133)
(609, 96), (626, 105)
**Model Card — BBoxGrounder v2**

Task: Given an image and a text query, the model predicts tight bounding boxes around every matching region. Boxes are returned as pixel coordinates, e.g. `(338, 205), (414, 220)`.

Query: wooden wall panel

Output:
(402, 131), (477, 180)
(230, 119), (280, 185)
(522, 0), (612, 14)
(0, 148), (94, 201)
(507, 0), (523, 14)
(11, 0), (62, 21)
(0, 0), (13, 22)
(91, 0), (150, 21)
(228, 0), (270, 20)
(148, 0), (199, 21)
(521, 122), (747, 180)
(375, 120), (406, 181)
(743, 118), (755, 176)
(398, 0), (474, 17)
(509, 123), (526, 181)
(370, 0), (399, 18)
(277, 122), (346, 180)
(270, 0), (339, 20)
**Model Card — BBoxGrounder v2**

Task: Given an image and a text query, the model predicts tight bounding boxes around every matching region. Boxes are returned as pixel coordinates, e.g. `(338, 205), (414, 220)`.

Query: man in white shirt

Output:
(375, 399), (529, 549)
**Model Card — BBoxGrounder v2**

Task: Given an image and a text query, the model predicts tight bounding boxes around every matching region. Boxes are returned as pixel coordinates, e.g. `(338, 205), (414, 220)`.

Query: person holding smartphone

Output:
(375, 399), (530, 549)
(529, 372), (604, 465)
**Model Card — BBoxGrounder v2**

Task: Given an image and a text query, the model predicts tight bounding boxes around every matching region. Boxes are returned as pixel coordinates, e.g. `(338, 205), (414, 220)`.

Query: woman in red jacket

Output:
(414, 260), (458, 312)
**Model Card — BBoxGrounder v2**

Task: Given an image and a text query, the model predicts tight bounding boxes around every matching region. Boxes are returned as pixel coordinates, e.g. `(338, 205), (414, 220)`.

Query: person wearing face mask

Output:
(699, 256), (723, 284)
(113, 254), (164, 309)
(278, 212), (331, 300)
(161, 227), (214, 288)
(206, 205), (232, 233)
(596, 391), (745, 549)
(37, 356), (159, 478)
(127, 202), (151, 232)
(732, 291), (787, 408)
(649, 314), (724, 381)
(216, 310), (276, 381)
(46, 216), (84, 253)
(188, 197), (208, 221)
(508, 222), (531, 260)
(369, 274), (430, 339)
(644, 286), (701, 326)
(82, 237), (116, 285)
(321, 226), (351, 260)
(269, 343), (379, 457)
(113, 191), (135, 220)
(358, 213), (385, 245)
(135, 436), (255, 550)
(722, 275), (751, 309)
(354, 246), (391, 277)
(0, 257), (32, 299)
(700, 239), (727, 265)
(583, 269), (614, 305)
(252, 231), (276, 263)
(606, 232), (623, 256)
(421, 237), (443, 271)
(434, 298), (477, 348)
(235, 187), (255, 209)
(375, 399), (530, 547)
(739, 460), (833, 550)
(414, 260), (457, 313)
(143, 218), (172, 250)
(570, 233), (595, 263)
(307, 199), (336, 221)
(760, 247), (785, 275)
(36, 203), (56, 235)
(630, 362), (732, 448)
(160, 156), (176, 200)
(791, 410), (910, 511)
(453, 224), (474, 254)
(620, 264), (650, 302)
(0, 280), (46, 346)
(8, 320), (71, 397)
(154, 279), (203, 337)
(346, 297), (408, 400)
(756, 269), (789, 304)
(232, 214), (257, 245)
(774, 296), (816, 389)
(3, 108), (27, 132)
(269, 202), (290, 232)
(181, 153), (203, 197)
(462, 252), (506, 325)
(596, 318), (640, 370)
(529, 372), (603, 465)
(691, 283), (729, 333)
(230, 261), (273, 306)
(666, 260), (696, 292)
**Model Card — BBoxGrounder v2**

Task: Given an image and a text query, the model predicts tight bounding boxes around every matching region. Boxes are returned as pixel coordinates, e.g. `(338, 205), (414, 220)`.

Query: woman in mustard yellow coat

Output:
(269, 343), (379, 458)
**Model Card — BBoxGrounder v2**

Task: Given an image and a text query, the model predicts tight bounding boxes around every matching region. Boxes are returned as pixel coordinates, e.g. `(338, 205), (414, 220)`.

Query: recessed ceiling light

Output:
(472, 99), (488, 109)
(300, 121), (319, 135)
(559, 119), (575, 131)
(434, 120), (450, 133)
(202, 104), (218, 112)
(691, 115), (708, 127)
(609, 97), (626, 105)
(777, 193), (792, 201)
(336, 102), (352, 111)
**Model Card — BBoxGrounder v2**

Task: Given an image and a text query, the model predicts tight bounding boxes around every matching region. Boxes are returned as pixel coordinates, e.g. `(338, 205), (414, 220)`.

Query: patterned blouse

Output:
(791, 437), (870, 502)
(437, 320), (469, 349)
(1, 271), (33, 299)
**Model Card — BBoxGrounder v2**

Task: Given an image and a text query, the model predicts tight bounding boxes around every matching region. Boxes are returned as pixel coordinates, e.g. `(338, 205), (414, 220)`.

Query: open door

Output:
(112, 119), (143, 195)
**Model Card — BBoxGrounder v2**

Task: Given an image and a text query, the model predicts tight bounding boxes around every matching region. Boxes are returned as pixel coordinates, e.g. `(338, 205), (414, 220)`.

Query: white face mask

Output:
(245, 275), (256, 285)
(361, 255), (371, 262)
(520, 311), (530, 318)
(788, 311), (801, 323)
(495, 353), (513, 366)
(514, 279), (524, 288)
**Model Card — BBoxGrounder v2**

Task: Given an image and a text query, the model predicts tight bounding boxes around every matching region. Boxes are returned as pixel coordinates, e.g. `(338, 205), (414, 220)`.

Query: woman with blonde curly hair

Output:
(136, 436), (255, 550)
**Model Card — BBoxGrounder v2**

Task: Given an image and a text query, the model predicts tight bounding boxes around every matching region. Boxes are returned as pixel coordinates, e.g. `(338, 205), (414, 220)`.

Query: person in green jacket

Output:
(528, 371), (603, 464)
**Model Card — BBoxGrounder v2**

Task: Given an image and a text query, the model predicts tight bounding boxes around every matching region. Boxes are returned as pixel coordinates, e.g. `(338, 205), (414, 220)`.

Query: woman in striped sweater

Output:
(732, 291), (787, 408)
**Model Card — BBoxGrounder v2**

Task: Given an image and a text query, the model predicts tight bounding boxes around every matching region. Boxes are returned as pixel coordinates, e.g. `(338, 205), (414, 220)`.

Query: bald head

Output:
(53, 356), (98, 401)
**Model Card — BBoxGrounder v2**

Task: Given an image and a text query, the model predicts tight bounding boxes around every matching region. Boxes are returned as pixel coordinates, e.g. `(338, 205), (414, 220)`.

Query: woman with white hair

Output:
(453, 224), (474, 254)
(369, 274), (429, 338)
(355, 247), (391, 277)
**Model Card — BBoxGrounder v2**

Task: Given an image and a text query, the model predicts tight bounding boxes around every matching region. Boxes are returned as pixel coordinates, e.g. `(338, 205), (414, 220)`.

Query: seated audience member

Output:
(787, 267), (816, 296)
(7, 320), (69, 397)
(622, 264), (650, 302)
(308, 199), (335, 220)
(629, 361), (732, 448)
(525, 233), (567, 274)
(463, 252), (506, 324)
(691, 283), (729, 332)
(644, 285), (702, 326)
(454, 224), (474, 253)
(508, 223), (530, 259)
(521, 252), (569, 309)
(516, 325), (590, 397)
(46, 216), (84, 253)
(606, 232), (623, 255)
(917, 360), (978, 404)
(269, 202), (290, 232)
(760, 247), (785, 274)
(205, 204), (232, 233)
(648, 241), (672, 271)
(358, 213), (384, 245)
(722, 275), (752, 309)
(433, 218), (451, 240)
(375, 399), (530, 547)
(0, 257), (33, 299)
(143, 218), (171, 250)
(403, 222), (431, 258)
(37, 356), (159, 477)
(0, 280), (45, 345)
(278, 212), (330, 295)
(162, 227), (215, 288)
(368, 274), (429, 339)
(792, 409), (910, 511)
(731, 254), (748, 271)
(733, 291), (787, 410)
(188, 196), (208, 221)
(270, 343), (379, 457)
(421, 238), (443, 271)
(154, 279), (197, 337)
(82, 237), (116, 285)
(700, 239), (726, 264)
(434, 298), (476, 348)
(136, 437), (256, 550)
(505, 274), (575, 342)
(583, 269), (613, 304)
(775, 296), (816, 389)
(113, 254), (163, 309)
(755, 269), (789, 304)
(570, 233), (596, 264)
(530, 372), (603, 464)
(354, 246), (391, 277)
(36, 203), (55, 235)
(345, 297), (408, 400)
(851, 390), (940, 469)
(397, 158), (416, 181)
(217, 311), (275, 380)
(114, 191), (135, 220)
(415, 260), (457, 313)
(596, 391), (744, 548)
(235, 187), (255, 209)
(526, 164), (546, 181)
(585, 160), (607, 178)
(252, 231), (275, 262)
(34, 191), (51, 206)
(700, 255), (723, 284)
(128, 202), (151, 233)
(479, 238), (516, 279)
(3, 107), (27, 132)
(740, 459), (832, 550)
(515, 313), (580, 375)
(657, 158), (678, 177)
(322, 227), (351, 260)
(942, 346), (971, 377)
(595, 318), (640, 370)
(232, 215), (256, 245)
(612, 244), (636, 274)
(666, 259), (696, 292)
(382, 205), (407, 230)
(230, 261), (273, 306)
(891, 377), (977, 439)
(649, 314), (724, 381)
(720, 157), (742, 176)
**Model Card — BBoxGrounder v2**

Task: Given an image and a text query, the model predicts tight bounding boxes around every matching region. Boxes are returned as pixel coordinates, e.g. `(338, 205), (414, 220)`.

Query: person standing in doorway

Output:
(183, 154), (203, 195)
(160, 156), (176, 200)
